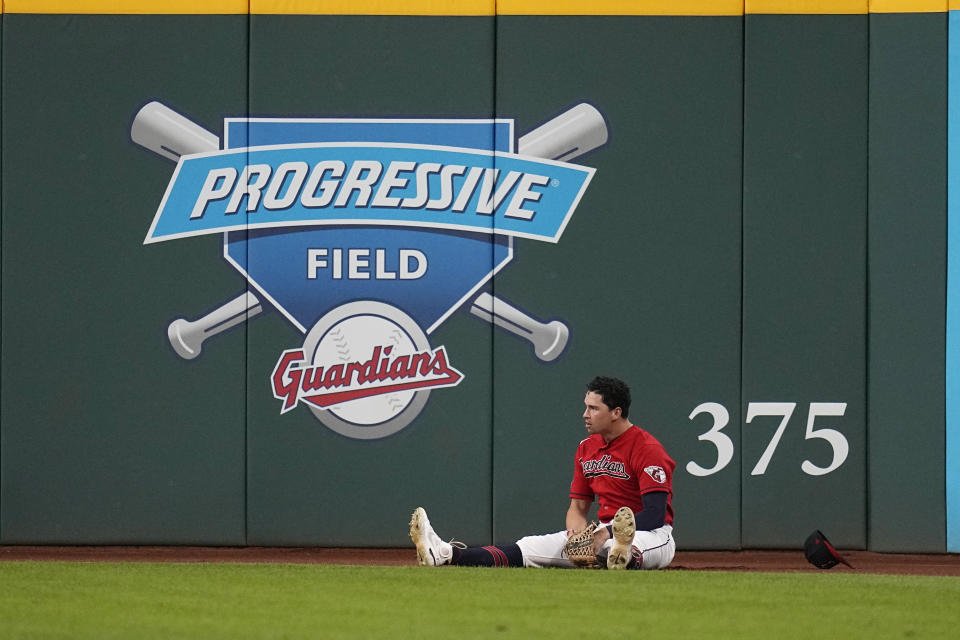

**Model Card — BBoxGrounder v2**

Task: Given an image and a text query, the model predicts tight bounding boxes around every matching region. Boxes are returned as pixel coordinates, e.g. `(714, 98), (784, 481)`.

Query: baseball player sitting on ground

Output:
(410, 376), (676, 570)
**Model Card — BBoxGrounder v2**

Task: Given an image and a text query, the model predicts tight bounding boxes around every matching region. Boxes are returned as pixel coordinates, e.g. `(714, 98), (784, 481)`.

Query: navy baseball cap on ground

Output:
(804, 530), (854, 570)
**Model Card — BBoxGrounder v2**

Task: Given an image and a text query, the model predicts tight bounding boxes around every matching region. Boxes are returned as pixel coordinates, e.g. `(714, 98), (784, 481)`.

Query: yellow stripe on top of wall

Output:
(746, 0), (865, 12)
(870, 0), (946, 11)
(0, 0), (954, 14)
(1, 0), (740, 13)
(250, 0), (494, 15)
(748, 0), (946, 10)
(2, 0), (496, 13)
(3, 0), (249, 12)
(496, 0), (742, 15)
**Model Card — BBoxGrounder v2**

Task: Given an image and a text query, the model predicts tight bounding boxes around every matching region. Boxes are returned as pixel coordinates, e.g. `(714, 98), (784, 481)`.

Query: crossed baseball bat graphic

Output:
(132, 102), (607, 362)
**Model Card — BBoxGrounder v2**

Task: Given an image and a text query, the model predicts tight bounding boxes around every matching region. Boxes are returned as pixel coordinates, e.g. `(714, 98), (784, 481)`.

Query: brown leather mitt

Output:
(564, 522), (602, 568)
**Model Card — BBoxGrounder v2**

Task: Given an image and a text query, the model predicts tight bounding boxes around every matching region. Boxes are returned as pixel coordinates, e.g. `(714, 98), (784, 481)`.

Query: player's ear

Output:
(612, 406), (622, 419)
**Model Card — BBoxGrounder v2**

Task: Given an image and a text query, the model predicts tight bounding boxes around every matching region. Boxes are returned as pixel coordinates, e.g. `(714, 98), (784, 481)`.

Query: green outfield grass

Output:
(0, 562), (958, 639)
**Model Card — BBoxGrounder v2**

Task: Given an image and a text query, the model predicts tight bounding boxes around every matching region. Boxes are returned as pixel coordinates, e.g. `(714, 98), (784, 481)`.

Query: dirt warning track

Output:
(1, 546), (959, 576)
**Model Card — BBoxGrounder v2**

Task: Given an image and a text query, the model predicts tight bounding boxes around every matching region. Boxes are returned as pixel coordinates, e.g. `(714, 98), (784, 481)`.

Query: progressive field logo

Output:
(133, 101), (607, 439)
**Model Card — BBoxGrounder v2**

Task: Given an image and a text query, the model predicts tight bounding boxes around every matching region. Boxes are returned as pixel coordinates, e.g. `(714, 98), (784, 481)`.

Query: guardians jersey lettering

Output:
(580, 455), (630, 480)
(570, 425), (676, 525)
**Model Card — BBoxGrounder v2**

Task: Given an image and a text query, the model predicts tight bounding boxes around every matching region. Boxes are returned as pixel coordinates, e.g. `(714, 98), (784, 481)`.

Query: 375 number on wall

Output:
(687, 402), (849, 477)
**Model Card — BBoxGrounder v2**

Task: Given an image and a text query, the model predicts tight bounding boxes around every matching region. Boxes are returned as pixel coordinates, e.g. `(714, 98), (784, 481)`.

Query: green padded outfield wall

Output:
(0, 0), (956, 552)
(742, 12), (868, 549)
(1, 14), (251, 544)
(870, 10), (947, 553)
(242, 15), (499, 545)
(492, 15), (744, 549)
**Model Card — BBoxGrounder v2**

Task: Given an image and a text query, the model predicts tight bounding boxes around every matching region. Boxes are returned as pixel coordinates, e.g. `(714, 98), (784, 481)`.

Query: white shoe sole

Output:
(607, 506), (636, 570)
(409, 507), (435, 566)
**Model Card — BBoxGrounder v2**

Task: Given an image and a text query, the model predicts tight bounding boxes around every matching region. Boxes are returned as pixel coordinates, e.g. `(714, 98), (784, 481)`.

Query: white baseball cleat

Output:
(409, 507), (453, 566)
(607, 506), (638, 570)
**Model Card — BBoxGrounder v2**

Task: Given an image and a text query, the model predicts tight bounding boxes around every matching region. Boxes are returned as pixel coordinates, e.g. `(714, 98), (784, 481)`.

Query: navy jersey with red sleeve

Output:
(569, 425), (675, 526)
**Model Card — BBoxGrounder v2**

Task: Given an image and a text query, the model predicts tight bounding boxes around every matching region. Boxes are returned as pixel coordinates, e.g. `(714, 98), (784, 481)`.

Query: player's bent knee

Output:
(634, 527), (675, 570)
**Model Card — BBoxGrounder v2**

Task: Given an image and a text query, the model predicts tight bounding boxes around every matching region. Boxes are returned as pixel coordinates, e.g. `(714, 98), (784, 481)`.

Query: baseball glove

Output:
(564, 523), (602, 568)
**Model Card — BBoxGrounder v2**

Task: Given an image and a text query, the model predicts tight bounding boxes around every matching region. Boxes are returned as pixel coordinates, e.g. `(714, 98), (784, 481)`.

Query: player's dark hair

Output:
(586, 376), (631, 419)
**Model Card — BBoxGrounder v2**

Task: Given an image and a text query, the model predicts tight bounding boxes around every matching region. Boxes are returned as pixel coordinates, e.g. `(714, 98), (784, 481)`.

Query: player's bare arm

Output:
(566, 498), (592, 535)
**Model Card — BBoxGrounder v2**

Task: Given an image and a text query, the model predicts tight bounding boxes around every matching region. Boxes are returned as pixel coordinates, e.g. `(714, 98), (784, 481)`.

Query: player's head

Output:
(585, 376), (631, 419)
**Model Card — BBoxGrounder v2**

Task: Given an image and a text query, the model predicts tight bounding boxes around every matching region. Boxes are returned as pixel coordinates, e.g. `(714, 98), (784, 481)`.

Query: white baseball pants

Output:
(516, 525), (675, 570)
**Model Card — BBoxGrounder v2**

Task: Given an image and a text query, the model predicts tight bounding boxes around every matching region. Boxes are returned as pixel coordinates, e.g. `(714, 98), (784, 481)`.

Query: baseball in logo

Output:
(132, 101), (607, 439)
